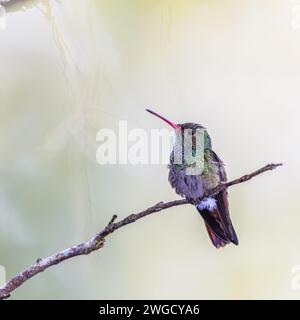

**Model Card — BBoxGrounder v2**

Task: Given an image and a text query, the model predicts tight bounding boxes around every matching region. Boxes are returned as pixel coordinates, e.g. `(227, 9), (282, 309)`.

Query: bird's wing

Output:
(210, 150), (238, 245)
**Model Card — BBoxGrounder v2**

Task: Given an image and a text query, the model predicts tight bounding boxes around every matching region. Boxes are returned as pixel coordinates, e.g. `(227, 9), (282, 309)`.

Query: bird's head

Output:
(146, 109), (212, 151)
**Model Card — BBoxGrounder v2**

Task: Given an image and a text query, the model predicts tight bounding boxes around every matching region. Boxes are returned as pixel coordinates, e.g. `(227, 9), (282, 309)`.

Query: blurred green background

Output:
(0, 0), (299, 299)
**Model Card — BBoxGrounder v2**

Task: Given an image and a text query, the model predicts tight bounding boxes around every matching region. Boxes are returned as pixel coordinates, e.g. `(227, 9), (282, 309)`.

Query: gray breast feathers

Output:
(168, 165), (205, 201)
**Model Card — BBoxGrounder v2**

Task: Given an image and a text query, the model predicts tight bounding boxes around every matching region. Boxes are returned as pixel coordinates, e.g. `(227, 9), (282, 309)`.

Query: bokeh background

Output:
(0, 0), (299, 299)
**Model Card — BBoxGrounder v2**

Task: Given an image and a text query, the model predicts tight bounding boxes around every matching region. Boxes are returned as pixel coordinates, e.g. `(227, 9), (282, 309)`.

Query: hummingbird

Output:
(146, 109), (238, 248)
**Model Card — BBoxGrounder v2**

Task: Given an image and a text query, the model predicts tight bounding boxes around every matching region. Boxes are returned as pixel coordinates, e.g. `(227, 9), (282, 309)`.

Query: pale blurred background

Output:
(0, 0), (299, 299)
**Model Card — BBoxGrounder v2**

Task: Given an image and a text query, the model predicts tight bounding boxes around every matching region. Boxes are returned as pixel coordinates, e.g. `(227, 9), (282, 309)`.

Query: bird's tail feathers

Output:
(196, 196), (238, 248)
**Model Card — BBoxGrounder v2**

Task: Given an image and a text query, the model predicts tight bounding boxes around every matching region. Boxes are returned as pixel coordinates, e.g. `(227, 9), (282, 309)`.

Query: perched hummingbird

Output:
(146, 109), (238, 248)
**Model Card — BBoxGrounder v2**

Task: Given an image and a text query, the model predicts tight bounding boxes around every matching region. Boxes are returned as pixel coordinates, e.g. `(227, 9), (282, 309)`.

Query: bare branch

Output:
(0, 163), (282, 299)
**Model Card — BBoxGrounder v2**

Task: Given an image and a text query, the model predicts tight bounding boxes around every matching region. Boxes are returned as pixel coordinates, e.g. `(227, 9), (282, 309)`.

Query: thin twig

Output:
(0, 163), (282, 299)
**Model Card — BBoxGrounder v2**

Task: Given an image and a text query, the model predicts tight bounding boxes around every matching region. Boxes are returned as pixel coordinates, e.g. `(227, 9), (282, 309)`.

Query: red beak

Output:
(146, 109), (180, 129)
